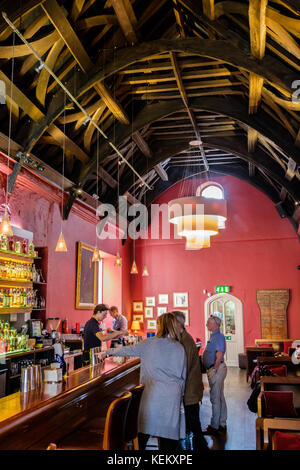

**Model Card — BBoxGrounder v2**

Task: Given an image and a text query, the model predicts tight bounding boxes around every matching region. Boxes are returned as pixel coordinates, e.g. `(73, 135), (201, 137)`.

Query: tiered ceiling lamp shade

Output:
(168, 196), (227, 250)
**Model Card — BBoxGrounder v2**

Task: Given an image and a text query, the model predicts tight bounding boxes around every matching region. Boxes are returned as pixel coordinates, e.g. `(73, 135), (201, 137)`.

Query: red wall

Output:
(0, 161), (131, 332)
(131, 176), (300, 348)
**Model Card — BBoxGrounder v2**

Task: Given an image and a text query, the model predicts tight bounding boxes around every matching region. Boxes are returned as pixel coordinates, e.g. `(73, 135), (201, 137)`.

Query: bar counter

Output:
(0, 356), (140, 450)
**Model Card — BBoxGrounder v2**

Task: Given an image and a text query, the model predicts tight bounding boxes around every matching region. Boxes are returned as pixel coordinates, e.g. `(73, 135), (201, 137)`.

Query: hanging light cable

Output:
(0, 30), (15, 238)
(142, 153), (149, 277)
(92, 132), (101, 262)
(130, 100), (138, 275)
(55, 89), (67, 252)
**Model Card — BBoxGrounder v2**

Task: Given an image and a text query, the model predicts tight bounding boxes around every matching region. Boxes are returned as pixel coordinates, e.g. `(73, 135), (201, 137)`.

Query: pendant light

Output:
(0, 31), (15, 239)
(142, 265), (149, 277)
(168, 195), (227, 250)
(130, 260), (138, 274)
(55, 90), (67, 252)
(55, 231), (67, 252)
(115, 252), (122, 267)
(92, 132), (101, 263)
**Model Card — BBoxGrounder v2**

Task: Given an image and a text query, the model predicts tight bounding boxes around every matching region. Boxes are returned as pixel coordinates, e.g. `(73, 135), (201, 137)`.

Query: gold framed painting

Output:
(145, 307), (153, 318)
(133, 314), (144, 322)
(147, 319), (157, 330)
(133, 301), (143, 312)
(76, 242), (97, 309)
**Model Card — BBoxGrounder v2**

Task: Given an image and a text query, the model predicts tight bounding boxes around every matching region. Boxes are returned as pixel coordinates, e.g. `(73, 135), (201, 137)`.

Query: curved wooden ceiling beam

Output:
(76, 96), (299, 185)
(24, 37), (298, 153)
(143, 165), (281, 208)
(119, 135), (300, 202)
(78, 38), (295, 94)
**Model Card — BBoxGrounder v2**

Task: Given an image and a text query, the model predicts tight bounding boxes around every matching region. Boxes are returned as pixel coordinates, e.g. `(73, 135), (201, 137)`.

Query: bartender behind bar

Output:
(83, 304), (127, 361)
(108, 306), (128, 347)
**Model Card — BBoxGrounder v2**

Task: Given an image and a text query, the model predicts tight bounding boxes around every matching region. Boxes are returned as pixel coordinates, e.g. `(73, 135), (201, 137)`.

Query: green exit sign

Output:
(215, 285), (231, 293)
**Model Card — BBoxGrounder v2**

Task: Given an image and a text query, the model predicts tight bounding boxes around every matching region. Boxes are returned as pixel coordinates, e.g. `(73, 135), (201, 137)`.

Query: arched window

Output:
(196, 181), (225, 199)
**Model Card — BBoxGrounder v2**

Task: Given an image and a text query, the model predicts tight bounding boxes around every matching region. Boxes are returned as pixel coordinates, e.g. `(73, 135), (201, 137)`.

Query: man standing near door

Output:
(173, 310), (209, 450)
(202, 315), (227, 436)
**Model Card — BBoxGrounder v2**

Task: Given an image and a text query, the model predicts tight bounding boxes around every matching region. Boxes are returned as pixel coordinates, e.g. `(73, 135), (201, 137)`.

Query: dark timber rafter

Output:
(169, 51), (209, 171)
(23, 37), (298, 155)
(41, 0), (129, 126)
(79, 96), (300, 184)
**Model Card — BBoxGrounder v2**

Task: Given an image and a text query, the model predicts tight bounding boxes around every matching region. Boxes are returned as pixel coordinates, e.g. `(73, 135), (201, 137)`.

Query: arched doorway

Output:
(204, 293), (244, 366)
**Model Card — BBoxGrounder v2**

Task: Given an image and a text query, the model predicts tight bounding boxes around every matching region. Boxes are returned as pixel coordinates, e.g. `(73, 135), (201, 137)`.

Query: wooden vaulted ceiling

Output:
(0, 0), (299, 230)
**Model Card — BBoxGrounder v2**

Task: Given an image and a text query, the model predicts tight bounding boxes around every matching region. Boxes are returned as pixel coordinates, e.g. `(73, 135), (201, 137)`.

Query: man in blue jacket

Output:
(202, 315), (227, 436)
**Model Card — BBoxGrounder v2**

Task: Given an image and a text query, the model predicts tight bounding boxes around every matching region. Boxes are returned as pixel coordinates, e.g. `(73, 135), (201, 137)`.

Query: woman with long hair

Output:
(106, 312), (186, 451)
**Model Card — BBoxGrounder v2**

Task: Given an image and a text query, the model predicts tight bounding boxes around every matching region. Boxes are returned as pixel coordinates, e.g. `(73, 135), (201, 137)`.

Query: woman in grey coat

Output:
(106, 312), (187, 452)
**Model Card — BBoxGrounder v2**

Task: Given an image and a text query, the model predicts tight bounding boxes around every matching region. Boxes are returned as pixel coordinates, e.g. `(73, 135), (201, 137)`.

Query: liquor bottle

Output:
(22, 239), (27, 254)
(12, 289), (17, 307)
(0, 289), (3, 307)
(8, 238), (14, 251)
(1, 234), (8, 251)
(1, 262), (6, 279)
(23, 289), (27, 307)
(15, 240), (21, 253)
(32, 265), (37, 282)
(28, 240), (35, 257)
(2, 290), (7, 308)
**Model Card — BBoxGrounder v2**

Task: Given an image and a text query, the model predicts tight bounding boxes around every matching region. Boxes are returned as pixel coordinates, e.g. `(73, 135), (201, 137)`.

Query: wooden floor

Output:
(146, 367), (256, 451)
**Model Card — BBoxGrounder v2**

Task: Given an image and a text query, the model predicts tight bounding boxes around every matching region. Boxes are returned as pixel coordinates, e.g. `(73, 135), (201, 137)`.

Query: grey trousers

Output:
(207, 362), (227, 429)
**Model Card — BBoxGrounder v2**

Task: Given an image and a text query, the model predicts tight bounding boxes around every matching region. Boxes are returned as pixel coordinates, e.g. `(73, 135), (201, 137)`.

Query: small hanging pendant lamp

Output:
(142, 265), (149, 276)
(0, 212), (13, 237)
(130, 260), (138, 274)
(92, 246), (101, 262)
(115, 252), (122, 267)
(55, 231), (67, 252)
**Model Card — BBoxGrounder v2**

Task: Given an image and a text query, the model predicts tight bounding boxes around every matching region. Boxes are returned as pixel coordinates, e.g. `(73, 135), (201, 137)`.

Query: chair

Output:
(124, 384), (144, 450)
(245, 347), (274, 382)
(57, 391), (132, 450)
(46, 443), (57, 450)
(84, 384), (145, 450)
(263, 418), (300, 450)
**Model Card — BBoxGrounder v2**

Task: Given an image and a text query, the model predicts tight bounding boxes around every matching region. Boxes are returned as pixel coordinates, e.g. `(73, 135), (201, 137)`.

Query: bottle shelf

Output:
(0, 249), (40, 262)
(0, 307), (32, 314)
(33, 282), (47, 285)
(0, 279), (33, 287)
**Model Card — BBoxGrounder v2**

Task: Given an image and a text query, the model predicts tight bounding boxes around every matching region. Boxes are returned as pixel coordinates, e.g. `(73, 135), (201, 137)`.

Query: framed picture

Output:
(144, 307), (153, 318)
(145, 296), (155, 306)
(173, 292), (188, 308)
(133, 302), (143, 312)
(158, 294), (169, 304)
(157, 306), (167, 316)
(76, 242), (97, 309)
(147, 319), (157, 330)
(178, 309), (189, 326)
(133, 314), (143, 322)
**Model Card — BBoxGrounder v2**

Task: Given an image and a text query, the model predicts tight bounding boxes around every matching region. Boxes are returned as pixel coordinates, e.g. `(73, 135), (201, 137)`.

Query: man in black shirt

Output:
(83, 304), (127, 351)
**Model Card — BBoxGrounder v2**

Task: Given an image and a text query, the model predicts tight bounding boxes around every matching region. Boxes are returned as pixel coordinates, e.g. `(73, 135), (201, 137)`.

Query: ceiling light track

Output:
(2, 11), (151, 191)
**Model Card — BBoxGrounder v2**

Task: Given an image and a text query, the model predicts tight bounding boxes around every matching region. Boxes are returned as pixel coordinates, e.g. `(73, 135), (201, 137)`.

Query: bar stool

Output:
(57, 391), (132, 450)
(124, 384), (144, 450)
(84, 384), (145, 450)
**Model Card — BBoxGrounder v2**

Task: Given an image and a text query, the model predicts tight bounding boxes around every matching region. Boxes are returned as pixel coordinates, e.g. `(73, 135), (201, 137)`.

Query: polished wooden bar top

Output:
(0, 357), (139, 427)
